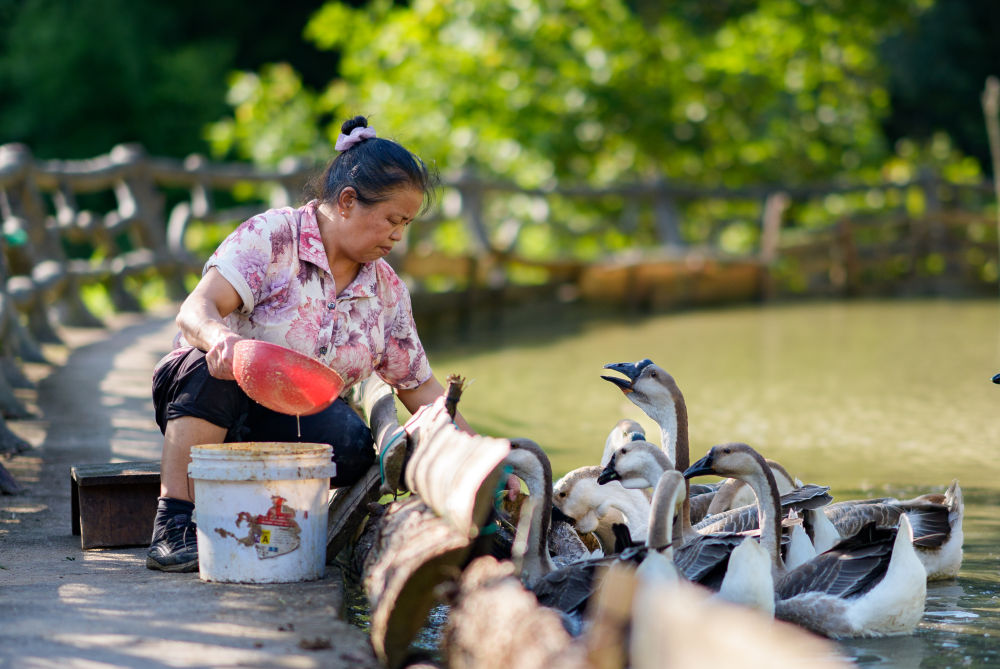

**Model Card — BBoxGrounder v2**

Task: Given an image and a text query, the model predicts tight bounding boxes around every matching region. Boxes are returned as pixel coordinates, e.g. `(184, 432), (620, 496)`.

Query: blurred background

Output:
(1, 0), (996, 181)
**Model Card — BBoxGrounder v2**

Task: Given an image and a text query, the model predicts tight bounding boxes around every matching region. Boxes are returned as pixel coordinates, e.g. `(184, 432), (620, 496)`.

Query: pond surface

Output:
(389, 298), (1000, 666)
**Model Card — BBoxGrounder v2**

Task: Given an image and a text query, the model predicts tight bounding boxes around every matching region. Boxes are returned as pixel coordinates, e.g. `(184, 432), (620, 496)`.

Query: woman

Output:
(147, 116), (470, 572)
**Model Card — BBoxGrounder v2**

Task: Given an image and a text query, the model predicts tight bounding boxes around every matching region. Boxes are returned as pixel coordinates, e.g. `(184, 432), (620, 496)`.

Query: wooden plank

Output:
(71, 460), (160, 486)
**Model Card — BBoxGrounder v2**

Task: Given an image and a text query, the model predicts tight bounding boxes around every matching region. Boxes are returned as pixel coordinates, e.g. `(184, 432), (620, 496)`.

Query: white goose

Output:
(685, 443), (927, 639)
(553, 465), (651, 550)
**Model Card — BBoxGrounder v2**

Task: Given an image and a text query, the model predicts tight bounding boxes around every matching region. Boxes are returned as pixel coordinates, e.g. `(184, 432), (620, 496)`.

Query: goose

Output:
(804, 480), (964, 580)
(504, 438), (616, 583)
(629, 554), (854, 669)
(602, 359), (700, 542)
(685, 442), (927, 639)
(530, 468), (692, 621)
(552, 465), (651, 550)
(602, 359), (688, 472)
(442, 555), (584, 669)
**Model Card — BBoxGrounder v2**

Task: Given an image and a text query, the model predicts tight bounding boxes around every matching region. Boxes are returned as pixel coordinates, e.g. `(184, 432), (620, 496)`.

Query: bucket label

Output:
(233, 496), (301, 559)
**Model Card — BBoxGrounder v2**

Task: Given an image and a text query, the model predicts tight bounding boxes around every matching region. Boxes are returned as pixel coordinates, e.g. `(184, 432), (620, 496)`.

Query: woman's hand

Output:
(205, 332), (242, 380)
(175, 268), (244, 380)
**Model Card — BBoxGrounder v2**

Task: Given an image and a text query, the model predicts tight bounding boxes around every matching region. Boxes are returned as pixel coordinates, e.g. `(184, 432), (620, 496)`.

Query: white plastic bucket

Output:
(188, 442), (336, 584)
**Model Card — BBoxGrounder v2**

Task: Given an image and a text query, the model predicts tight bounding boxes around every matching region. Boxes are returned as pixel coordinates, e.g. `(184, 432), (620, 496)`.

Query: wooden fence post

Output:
(110, 144), (189, 303)
(758, 191), (789, 300)
(652, 178), (683, 248)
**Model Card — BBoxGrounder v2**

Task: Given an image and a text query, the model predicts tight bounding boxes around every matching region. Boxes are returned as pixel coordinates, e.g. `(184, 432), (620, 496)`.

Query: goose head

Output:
(554, 466), (651, 542)
(601, 359), (674, 414)
(601, 418), (648, 467)
(993, 373), (1000, 384)
(685, 443), (768, 482)
(554, 466), (613, 534)
(598, 440), (674, 489)
(601, 359), (688, 470)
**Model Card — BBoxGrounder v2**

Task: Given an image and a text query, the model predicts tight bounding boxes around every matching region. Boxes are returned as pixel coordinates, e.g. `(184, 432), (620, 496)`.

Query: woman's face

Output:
(337, 186), (423, 264)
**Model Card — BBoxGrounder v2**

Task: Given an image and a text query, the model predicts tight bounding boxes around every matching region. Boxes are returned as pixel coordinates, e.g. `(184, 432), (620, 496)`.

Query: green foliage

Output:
(213, 0), (935, 189)
(204, 0), (994, 266)
(0, 0), (232, 158)
(0, 0), (328, 159)
(206, 64), (327, 166)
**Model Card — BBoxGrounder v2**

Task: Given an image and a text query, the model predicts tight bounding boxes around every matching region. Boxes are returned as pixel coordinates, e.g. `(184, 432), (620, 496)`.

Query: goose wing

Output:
(531, 560), (600, 615)
(674, 533), (747, 589)
(825, 498), (952, 548)
(775, 522), (895, 601)
(688, 489), (715, 525)
(694, 504), (760, 534)
(532, 546), (647, 614)
(781, 484), (834, 510)
(689, 482), (721, 497)
(695, 485), (833, 534)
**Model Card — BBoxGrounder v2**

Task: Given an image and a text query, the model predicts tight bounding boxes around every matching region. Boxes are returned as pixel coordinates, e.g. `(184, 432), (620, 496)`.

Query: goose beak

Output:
(993, 373), (1000, 384)
(597, 455), (620, 485)
(684, 452), (716, 479)
(601, 359), (653, 393)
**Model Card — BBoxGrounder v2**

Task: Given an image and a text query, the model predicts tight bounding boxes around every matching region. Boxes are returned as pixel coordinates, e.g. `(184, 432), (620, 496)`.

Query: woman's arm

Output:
(175, 268), (244, 380)
(396, 375), (473, 434)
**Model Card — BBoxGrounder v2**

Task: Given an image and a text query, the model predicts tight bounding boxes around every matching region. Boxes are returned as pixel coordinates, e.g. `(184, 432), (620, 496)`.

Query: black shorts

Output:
(152, 347), (375, 487)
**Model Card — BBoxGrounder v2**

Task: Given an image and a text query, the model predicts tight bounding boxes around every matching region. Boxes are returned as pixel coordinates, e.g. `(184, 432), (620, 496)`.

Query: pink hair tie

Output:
(335, 126), (377, 151)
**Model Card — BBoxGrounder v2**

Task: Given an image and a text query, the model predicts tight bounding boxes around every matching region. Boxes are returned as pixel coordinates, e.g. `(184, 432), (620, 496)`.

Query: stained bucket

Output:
(188, 442), (336, 584)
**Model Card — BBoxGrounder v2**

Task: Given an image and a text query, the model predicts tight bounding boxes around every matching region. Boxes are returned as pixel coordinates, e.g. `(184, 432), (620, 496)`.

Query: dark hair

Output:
(304, 115), (437, 214)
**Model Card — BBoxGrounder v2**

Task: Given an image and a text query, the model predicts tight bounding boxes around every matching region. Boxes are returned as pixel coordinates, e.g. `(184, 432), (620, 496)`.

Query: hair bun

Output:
(341, 115), (369, 135)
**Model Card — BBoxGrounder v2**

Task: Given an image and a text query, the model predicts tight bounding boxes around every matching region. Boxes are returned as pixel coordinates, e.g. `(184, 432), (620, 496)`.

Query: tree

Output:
(0, 0), (327, 159)
(212, 0), (936, 190)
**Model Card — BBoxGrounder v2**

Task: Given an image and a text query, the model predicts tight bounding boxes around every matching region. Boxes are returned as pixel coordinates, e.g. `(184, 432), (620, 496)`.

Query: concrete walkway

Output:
(0, 309), (379, 669)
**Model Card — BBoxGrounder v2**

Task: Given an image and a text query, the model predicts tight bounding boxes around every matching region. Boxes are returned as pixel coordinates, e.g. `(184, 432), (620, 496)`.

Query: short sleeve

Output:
(376, 282), (433, 390)
(203, 214), (289, 314)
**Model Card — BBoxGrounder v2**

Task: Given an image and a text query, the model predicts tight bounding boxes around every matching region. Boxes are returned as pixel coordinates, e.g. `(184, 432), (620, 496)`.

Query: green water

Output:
(422, 297), (1000, 667)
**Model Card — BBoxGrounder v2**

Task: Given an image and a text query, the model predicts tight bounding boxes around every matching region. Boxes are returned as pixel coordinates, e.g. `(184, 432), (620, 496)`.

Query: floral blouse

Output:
(197, 200), (432, 392)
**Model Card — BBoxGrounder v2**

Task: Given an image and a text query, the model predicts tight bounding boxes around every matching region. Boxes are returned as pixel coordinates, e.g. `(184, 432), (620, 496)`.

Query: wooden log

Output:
(360, 382), (512, 667)
(363, 496), (473, 669)
(326, 374), (406, 563)
(325, 466), (381, 565)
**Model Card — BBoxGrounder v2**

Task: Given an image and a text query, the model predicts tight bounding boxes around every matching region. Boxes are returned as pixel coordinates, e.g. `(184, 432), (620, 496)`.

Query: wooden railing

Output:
(0, 141), (996, 464)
